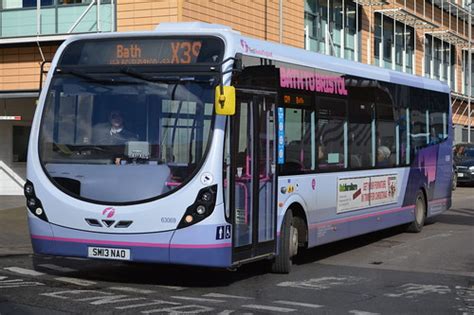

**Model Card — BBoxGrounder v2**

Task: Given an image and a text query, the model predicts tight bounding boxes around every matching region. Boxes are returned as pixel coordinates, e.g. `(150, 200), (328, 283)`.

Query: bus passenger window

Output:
(316, 97), (346, 171)
(376, 86), (397, 167)
(348, 85), (374, 169)
(429, 91), (449, 144)
(410, 88), (429, 153)
(281, 107), (316, 174)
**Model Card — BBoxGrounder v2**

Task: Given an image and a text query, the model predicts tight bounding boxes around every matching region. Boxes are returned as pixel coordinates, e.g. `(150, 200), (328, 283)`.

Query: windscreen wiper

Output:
(120, 68), (180, 83)
(120, 67), (215, 84)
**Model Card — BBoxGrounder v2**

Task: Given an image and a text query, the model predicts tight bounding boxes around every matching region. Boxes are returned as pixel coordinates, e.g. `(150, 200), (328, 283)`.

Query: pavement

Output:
(0, 195), (32, 256)
(0, 196), (25, 211)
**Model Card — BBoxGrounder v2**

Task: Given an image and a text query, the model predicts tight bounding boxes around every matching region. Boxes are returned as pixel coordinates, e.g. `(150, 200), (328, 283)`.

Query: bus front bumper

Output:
(29, 216), (232, 268)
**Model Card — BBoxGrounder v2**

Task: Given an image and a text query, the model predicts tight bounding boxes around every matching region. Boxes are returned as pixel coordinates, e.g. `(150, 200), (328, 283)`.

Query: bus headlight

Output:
(196, 205), (206, 215)
(24, 182), (34, 196)
(177, 185), (217, 229)
(24, 180), (49, 222)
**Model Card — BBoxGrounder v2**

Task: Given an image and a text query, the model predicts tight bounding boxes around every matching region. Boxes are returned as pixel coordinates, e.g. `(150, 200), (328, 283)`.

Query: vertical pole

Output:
(97, 0), (101, 32)
(356, 2), (359, 62)
(279, 0), (283, 44)
(305, 25), (310, 50)
(326, 0), (330, 55)
(381, 12), (384, 67)
(36, 0), (41, 35)
(393, 16), (396, 70)
(342, 0), (345, 58)
(111, 0), (116, 31)
(414, 26), (416, 75)
(449, 43), (452, 88)
(431, 35), (435, 79)
(469, 8), (472, 142)
(368, 1), (372, 64)
(403, 23), (407, 72)
(441, 1), (444, 81)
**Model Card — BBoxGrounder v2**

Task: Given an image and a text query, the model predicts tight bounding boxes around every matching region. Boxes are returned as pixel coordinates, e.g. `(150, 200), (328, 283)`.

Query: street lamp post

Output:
(467, 1), (473, 143)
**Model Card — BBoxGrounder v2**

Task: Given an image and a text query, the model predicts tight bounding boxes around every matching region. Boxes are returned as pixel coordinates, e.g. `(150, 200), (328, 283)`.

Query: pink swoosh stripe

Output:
(309, 205), (415, 230)
(31, 235), (231, 249)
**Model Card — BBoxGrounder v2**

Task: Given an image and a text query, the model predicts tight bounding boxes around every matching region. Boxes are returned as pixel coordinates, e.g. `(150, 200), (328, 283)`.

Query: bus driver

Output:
(93, 110), (138, 145)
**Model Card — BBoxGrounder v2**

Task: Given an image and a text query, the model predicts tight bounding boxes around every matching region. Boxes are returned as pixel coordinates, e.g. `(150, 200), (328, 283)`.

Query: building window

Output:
(374, 13), (414, 73)
(424, 35), (455, 88)
(304, 0), (361, 61)
(1, 0), (107, 10)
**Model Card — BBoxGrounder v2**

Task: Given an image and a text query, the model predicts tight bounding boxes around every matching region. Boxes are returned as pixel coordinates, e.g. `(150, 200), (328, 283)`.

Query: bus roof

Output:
(60, 22), (450, 94)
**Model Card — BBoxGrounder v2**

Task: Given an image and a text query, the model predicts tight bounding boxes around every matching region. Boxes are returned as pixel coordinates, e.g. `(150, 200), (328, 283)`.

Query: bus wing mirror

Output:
(215, 86), (236, 116)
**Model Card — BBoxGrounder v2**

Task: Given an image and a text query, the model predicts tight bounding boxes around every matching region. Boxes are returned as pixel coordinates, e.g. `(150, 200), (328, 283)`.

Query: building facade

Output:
(0, 0), (472, 195)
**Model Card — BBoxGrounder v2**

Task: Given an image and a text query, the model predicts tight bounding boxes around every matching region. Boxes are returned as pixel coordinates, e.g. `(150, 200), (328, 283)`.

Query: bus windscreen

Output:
(58, 37), (224, 67)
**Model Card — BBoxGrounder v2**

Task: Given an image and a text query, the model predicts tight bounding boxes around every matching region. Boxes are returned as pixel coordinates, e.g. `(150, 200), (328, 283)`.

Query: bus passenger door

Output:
(230, 91), (277, 264)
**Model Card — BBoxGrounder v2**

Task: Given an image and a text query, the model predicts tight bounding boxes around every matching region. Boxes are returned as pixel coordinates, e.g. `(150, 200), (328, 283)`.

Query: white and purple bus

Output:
(25, 22), (452, 273)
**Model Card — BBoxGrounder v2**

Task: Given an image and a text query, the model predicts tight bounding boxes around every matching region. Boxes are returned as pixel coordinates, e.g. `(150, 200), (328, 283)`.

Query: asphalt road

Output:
(0, 188), (472, 314)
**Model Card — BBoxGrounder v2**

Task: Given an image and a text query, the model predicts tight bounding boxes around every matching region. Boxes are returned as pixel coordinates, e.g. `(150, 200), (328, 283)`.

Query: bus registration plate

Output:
(88, 247), (130, 261)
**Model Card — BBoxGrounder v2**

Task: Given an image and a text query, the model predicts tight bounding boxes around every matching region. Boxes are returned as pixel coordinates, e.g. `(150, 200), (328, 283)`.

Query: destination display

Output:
(59, 37), (224, 66)
(337, 174), (398, 213)
(283, 92), (311, 107)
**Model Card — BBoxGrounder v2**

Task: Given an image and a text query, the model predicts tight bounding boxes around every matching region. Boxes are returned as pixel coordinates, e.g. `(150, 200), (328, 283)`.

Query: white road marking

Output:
(217, 310), (235, 315)
(41, 289), (103, 299)
(349, 310), (380, 315)
(77, 294), (146, 305)
(242, 304), (296, 312)
(171, 296), (226, 303)
(385, 283), (451, 298)
(0, 277), (44, 289)
(0, 276), (7, 280)
(38, 264), (77, 273)
(54, 277), (96, 287)
(274, 300), (323, 308)
(4, 267), (45, 276)
(110, 286), (156, 294)
(142, 305), (214, 314)
(0, 282), (44, 289)
(0, 279), (24, 283)
(155, 285), (186, 291)
(203, 293), (253, 300)
(277, 276), (364, 290)
(455, 286), (474, 313)
(115, 300), (179, 310)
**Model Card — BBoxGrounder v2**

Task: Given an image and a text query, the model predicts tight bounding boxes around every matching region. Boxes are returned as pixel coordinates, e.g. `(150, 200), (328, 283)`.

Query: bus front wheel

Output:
(271, 210), (298, 274)
(406, 190), (426, 233)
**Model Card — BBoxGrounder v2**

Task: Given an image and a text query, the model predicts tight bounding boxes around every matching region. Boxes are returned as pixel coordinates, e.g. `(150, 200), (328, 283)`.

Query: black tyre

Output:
(271, 210), (298, 274)
(406, 190), (426, 233)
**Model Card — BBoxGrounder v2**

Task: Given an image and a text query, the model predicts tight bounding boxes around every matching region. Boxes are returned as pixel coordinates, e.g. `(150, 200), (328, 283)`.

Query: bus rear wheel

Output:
(406, 190), (426, 233)
(271, 210), (298, 274)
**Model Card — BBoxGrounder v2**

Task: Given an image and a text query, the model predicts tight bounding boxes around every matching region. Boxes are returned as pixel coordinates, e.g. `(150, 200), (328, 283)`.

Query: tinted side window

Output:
(281, 97), (316, 175)
(429, 91), (448, 144)
(410, 88), (428, 151)
(376, 85), (397, 167)
(348, 81), (374, 169)
(317, 97), (347, 170)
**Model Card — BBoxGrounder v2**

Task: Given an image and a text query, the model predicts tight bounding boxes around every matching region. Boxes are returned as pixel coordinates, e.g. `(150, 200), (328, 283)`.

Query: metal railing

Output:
(0, 0), (115, 39)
